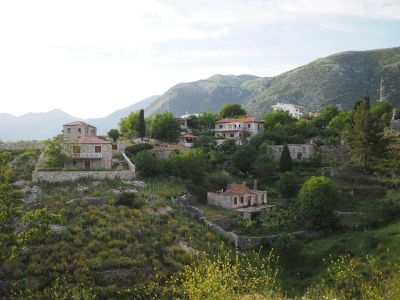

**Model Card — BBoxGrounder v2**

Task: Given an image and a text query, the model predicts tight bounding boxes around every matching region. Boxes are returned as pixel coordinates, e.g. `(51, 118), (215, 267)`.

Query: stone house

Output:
(63, 121), (97, 139)
(271, 103), (303, 119)
(62, 121), (112, 169)
(207, 182), (267, 209)
(214, 117), (264, 141)
(148, 144), (190, 160)
(270, 144), (315, 160)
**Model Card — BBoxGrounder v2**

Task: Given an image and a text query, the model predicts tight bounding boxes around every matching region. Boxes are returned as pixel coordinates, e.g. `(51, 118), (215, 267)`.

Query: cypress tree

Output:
(345, 97), (387, 171)
(280, 143), (293, 172)
(138, 109), (146, 140)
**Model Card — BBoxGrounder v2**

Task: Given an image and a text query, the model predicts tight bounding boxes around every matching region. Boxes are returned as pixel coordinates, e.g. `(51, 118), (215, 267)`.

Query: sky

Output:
(0, 0), (400, 119)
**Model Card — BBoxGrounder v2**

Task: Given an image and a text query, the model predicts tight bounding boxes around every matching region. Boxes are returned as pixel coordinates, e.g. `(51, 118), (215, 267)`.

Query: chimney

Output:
(253, 180), (258, 190)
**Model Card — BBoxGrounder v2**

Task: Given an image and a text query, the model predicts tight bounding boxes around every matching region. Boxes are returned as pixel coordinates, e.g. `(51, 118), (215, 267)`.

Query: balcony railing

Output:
(71, 152), (102, 159)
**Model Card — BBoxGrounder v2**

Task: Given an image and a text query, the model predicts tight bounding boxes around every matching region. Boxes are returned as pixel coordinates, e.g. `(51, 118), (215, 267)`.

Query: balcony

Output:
(71, 152), (103, 159)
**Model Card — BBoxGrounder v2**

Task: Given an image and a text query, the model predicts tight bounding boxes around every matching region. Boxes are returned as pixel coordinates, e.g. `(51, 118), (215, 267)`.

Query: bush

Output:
(276, 172), (301, 199)
(133, 151), (163, 177)
(115, 192), (144, 208)
(298, 176), (338, 229)
(125, 143), (153, 157)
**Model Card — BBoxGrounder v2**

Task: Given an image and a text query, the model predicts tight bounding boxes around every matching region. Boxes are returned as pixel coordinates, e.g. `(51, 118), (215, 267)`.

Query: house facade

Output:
(62, 121), (112, 169)
(214, 117), (264, 141)
(207, 182), (267, 209)
(270, 144), (315, 160)
(271, 103), (303, 119)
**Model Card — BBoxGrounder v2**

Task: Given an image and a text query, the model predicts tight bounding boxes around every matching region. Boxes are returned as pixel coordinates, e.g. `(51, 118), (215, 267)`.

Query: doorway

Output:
(84, 160), (90, 169)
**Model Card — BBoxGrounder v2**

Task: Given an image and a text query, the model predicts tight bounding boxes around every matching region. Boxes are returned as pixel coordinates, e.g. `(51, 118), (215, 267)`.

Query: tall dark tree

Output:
(219, 103), (247, 118)
(345, 97), (387, 171)
(138, 109), (146, 140)
(279, 143), (293, 172)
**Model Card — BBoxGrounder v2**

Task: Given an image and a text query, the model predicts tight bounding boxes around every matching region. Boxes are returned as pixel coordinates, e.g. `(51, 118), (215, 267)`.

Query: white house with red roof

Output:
(214, 117), (264, 141)
(62, 121), (112, 169)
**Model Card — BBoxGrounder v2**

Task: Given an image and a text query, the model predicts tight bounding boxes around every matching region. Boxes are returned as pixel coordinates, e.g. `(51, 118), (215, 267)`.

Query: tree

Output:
(345, 97), (387, 170)
(279, 143), (292, 172)
(232, 144), (257, 174)
(151, 112), (180, 142)
(298, 176), (338, 229)
(44, 136), (69, 168)
(133, 151), (162, 177)
(119, 111), (140, 138)
(263, 110), (297, 130)
(219, 103), (247, 118)
(253, 143), (277, 182)
(276, 172), (301, 199)
(107, 129), (120, 142)
(197, 112), (219, 131)
(328, 111), (352, 132)
(312, 105), (340, 129)
(138, 109), (146, 140)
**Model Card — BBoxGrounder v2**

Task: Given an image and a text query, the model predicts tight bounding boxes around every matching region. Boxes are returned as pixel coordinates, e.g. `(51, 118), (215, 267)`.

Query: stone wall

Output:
(32, 170), (135, 183)
(0, 141), (43, 150)
(173, 195), (321, 249)
(270, 144), (315, 160)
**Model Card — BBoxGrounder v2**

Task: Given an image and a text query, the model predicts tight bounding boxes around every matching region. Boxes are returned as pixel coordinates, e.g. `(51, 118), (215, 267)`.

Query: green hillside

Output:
(145, 47), (400, 117)
(245, 47), (400, 116)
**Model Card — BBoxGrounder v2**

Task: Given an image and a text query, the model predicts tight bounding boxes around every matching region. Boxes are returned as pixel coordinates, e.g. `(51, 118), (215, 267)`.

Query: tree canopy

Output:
(219, 103), (247, 118)
(151, 112), (180, 142)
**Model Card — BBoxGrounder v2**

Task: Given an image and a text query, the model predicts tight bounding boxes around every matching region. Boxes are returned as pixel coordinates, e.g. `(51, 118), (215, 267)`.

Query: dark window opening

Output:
(95, 146), (101, 153)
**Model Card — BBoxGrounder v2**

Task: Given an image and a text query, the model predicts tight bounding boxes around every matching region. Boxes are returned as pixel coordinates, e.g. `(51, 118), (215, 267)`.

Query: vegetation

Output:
(107, 128), (120, 142)
(219, 103), (247, 118)
(138, 109), (146, 140)
(151, 112), (180, 142)
(44, 136), (70, 168)
(279, 143), (292, 172)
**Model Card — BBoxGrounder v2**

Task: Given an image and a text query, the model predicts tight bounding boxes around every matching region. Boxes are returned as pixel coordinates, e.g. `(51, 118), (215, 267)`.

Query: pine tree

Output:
(138, 109), (146, 141)
(345, 97), (387, 171)
(280, 143), (293, 172)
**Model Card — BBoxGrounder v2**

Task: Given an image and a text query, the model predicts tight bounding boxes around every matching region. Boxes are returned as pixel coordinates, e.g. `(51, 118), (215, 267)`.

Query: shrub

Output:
(115, 192), (144, 208)
(298, 176), (338, 229)
(125, 143), (153, 157)
(133, 151), (162, 177)
(279, 143), (292, 172)
(276, 172), (301, 199)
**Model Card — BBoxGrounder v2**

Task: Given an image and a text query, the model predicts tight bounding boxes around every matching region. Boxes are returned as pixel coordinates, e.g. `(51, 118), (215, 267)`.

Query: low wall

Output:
(32, 170), (135, 183)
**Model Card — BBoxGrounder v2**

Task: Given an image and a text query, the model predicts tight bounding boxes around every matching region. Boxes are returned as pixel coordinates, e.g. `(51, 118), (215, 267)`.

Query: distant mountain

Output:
(145, 74), (261, 116)
(145, 47), (400, 117)
(0, 96), (159, 141)
(87, 95), (159, 134)
(244, 46), (400, 115)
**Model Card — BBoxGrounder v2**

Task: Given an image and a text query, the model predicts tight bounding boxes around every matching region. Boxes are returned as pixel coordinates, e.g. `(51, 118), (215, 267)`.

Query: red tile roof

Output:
(63, 120), (95, 127)
(78, 137), (110, 144)
(215, 117), (263, 124)
(180, 134), (198, 139)
(222, 184), (251, 195)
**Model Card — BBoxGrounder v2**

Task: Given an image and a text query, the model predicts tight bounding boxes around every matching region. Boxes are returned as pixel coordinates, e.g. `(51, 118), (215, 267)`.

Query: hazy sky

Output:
(1, 0), (400, 118)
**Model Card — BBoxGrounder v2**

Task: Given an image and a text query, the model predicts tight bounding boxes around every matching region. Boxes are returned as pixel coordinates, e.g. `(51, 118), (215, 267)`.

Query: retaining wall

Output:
(32, 170), (135, 183)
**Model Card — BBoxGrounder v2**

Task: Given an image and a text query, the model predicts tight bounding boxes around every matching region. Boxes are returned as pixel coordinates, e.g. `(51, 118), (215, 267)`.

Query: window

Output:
(112, 144), (117, 150)
(219, 125), (223, 129)
(230, 133), (234, 137)
(279, 147), (282, 152)
(234, 124), (237, 128)
(78, 128), (81, 134)
(233, 197), (237, 205)
(255, 195), (258, 202)
(95, 146), (101, 153)
(247, 124), (251, 128)
(72, 160), (77, 166)
(85, 128), (88, 135)
(67, 128), (71, 133)
(240, 197), (244, 204)
(303, 146), (306, 152)
(247, 196), (252, 205)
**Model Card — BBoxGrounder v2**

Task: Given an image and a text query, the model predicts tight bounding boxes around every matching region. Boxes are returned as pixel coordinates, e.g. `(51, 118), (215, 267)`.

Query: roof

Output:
(148, 144), (189, 153)
(214, 183), (266, 196)
(78, 137), (110, 144)
(215, 117), (263, 124)
(180, 134), (198, 139)
(63, 120), (96, 127)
